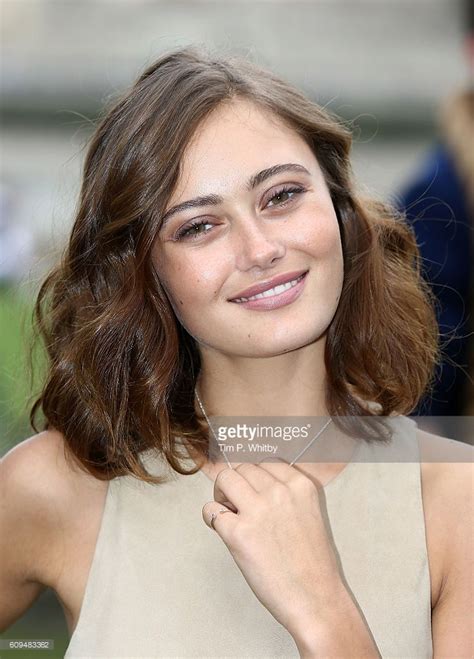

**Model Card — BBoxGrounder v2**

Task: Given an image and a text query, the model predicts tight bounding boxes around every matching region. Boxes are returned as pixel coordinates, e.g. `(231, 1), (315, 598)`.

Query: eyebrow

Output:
(160, 162), (311, 229)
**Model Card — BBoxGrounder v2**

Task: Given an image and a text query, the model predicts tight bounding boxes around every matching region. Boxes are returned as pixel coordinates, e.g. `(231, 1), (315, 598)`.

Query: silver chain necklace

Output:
(194, 385), (333, 469)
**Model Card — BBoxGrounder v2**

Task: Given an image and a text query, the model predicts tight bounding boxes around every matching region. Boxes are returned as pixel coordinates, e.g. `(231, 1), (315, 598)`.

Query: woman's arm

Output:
(286, 584), (381, 658)
(203, 461), (382, 658)
(293, 449), (474, 657)
(430, 459), (473, 658)
(0, 434), (65, 631)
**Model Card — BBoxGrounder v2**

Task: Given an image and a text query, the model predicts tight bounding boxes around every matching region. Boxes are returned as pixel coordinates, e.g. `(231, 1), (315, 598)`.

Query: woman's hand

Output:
(201, 460), (349, 643)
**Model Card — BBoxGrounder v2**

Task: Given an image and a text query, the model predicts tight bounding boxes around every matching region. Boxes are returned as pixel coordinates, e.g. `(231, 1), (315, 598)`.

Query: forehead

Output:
(171, 99), (317, 200)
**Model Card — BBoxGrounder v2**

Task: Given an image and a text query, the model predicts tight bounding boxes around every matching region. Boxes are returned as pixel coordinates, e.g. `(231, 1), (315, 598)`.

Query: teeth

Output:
(234, 274), (304, 303)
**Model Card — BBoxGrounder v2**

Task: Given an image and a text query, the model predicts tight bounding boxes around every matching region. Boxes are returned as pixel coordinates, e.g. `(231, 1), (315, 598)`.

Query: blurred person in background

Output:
(0, 47), (472, 658)
(395, 0), (474, 428)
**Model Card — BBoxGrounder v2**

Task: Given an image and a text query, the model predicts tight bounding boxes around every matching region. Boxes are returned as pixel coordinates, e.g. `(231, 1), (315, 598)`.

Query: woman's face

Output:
(152, 99), (344, 358)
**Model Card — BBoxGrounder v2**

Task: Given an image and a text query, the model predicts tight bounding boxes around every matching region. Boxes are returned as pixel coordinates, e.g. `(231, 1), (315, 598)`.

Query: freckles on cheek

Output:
(300, 212), (341, 254)
(298, 229), (336, 257)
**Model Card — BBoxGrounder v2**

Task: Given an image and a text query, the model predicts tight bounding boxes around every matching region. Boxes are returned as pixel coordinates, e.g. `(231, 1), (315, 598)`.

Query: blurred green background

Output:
(0, 283), (68, 657)
(0, 286), (38, 455)
(0, 285), (69, 658)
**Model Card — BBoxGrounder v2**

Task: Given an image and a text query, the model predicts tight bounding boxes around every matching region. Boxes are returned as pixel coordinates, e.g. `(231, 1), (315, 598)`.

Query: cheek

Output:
(294, 203), (342, 258)
(155, 254), (223, 323)
(153, 254), (188, 315)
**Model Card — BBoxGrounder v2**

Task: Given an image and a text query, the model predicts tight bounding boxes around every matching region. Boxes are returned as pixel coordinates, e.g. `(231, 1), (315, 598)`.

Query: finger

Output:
(212, 464), (273, 507)
(231, 463), (276, 492)
(256, 457), (302, 484)
(212, 466), (257, 513)
(202, 502), (238, 534)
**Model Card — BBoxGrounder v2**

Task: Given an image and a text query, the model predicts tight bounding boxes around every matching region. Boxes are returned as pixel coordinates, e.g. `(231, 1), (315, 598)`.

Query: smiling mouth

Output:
(231, 272), (307, 303)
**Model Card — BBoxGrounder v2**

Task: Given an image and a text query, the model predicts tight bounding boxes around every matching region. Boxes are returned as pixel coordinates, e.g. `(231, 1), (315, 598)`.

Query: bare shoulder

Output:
(417, 425), (473, 463)
(417, 426), (472, 515)
(415, 425), (473, 610)
(0, 429), (108, 628)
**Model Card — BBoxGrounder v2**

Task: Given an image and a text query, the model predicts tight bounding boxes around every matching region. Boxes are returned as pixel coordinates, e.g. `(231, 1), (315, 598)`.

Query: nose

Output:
(233, 219), (286, 271)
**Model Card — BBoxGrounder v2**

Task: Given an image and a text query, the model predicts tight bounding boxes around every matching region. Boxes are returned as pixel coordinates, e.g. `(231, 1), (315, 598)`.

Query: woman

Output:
(0, 46), (472, 658)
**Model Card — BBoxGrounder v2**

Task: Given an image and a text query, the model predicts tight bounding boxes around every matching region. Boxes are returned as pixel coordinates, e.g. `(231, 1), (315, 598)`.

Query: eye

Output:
(174, 220), (214, 241)
(264, 185), (307, 209)
(173, 184), (307, 242)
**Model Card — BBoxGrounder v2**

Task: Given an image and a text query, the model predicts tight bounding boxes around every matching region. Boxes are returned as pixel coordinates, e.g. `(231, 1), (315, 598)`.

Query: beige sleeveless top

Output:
(64, 415), (433, 658)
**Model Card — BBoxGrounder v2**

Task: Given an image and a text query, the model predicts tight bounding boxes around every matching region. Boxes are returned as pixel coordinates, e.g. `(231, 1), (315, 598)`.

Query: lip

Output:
(229, 270), (308, 311)
(227, 269), (308, 301)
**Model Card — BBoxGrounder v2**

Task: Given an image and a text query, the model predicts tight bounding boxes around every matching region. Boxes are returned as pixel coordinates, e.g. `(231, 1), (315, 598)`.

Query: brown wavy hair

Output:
(28, 45), (440, 483)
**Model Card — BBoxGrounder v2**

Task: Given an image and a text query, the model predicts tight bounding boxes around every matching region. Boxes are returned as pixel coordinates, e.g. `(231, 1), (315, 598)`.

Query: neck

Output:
(195, 339), (329, 418)
(187, 338), (359, 483)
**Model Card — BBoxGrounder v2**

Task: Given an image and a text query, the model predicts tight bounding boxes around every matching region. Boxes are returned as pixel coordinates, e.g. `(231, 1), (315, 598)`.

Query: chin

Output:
(229, 330), (323, 358)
